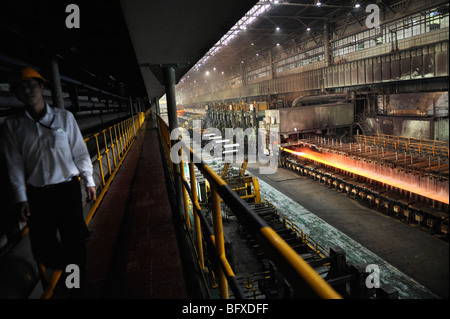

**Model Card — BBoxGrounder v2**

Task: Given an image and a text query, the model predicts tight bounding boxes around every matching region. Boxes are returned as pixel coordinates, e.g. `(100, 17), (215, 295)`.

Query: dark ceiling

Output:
(120, 0), (260, 98)
(0, 0), (258, 99)
(0, 0), (414, 101)
(180, 0), (375, 83)
(0, 0), (144, 97)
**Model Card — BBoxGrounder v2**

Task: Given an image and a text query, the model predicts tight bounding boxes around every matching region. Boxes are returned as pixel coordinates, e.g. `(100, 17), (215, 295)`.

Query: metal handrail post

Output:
(94, 133), (105, 186)
(103, 130), (112, 176)
(211, 186), (228, 299)
(130, 97), (137, 137)
(189, 161), (204, 269)
(179, 148), (191, 229)
(109, 127), (117, 167)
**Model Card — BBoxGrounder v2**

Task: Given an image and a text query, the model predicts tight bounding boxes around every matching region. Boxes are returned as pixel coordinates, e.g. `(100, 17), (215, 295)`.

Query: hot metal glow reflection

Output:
(281, 147), (449, 204)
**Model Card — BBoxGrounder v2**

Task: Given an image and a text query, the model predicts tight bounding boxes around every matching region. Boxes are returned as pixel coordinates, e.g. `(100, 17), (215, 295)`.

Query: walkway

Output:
(83, 121), (186, 298)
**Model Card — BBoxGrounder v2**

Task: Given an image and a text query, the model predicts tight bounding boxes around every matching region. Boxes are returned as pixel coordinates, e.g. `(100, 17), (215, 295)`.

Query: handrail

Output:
(283, 216), (330, 259)
(180, 176), (245, 299)
(157, 115), (342, 299)
(38, 111), (147, 299)
(356, 134), (449, 158)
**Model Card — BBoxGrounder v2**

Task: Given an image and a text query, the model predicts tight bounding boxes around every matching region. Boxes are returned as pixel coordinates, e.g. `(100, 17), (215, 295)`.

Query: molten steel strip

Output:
(281, 147), (449, 205)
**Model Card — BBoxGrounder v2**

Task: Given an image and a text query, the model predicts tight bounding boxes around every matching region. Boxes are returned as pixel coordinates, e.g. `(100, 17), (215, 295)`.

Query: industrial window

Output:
(274, 45), (324, 73)
(330, 6), (448, 57)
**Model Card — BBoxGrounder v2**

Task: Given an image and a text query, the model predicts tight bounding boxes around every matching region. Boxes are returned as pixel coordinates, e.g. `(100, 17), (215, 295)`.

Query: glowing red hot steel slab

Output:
(281, 147), (449, 205)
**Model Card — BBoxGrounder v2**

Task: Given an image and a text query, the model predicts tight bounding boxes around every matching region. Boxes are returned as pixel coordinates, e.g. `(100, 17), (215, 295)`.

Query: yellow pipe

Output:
(189, 161), (204, 269)
(220, 162), (230, 179)
(252, 177), (261, 204)
(40, 269), (63, 299)
(209, 236), (237, 284)
(211, 187), (228, 299)
(259, 227), (342, 299)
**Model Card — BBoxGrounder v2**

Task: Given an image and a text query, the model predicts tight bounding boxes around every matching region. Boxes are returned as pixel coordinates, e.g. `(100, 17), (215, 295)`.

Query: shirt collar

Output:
(24, 103), (53, 120)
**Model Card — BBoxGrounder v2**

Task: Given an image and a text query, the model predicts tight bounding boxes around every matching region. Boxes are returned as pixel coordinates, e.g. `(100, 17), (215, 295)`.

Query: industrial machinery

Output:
(185, 147), (399, 299)
(279, 137), (449, 239)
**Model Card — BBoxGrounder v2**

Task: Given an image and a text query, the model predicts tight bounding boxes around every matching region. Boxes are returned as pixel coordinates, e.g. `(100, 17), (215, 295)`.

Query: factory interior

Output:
(0, 0), (448, 304)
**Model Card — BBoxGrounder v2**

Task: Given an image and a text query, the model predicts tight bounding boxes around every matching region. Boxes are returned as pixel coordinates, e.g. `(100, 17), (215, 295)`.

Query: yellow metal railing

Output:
(83, 112), (145, 225)
(39, 111), (147, 299)
(356, 133), (449, 158)
(283, 216), (330, 259)
(157, 115), (342, 299)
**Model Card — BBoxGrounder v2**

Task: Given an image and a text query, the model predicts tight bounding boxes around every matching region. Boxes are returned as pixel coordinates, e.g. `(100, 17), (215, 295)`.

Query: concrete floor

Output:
(245, 162), (449, 299)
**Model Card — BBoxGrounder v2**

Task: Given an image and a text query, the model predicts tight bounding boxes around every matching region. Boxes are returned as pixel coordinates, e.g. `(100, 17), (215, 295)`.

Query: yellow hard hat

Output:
(9, 67), (46, 89)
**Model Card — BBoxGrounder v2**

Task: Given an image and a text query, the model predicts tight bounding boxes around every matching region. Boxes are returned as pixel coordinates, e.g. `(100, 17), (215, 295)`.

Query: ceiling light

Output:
(307, 27), (311, 31)
(276, 26), (280, 30)
(183, 1), (273, 82)
(316, 1), (322, 7)
(355, 3), (360, 8)
(276, 43), (280, 46)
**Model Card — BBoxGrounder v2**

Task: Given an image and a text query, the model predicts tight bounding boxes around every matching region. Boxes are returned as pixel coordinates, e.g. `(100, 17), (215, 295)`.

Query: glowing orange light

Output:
(281, 147), (449, 204)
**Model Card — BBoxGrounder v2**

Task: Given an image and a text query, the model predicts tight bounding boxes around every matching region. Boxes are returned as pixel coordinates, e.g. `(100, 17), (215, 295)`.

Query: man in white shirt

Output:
(3, 67), (96, 295)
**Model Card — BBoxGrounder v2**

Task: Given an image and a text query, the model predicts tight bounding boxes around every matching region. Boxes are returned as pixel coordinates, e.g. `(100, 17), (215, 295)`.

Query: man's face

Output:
(14, 78), (44, 107)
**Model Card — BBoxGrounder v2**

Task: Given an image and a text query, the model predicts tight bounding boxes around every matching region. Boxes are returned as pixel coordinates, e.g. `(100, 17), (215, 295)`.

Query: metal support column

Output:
(50, 57), (65, 109)
(155, 98), (161, 116)
(69, 84), (80, 114)
(163, 65), (184, 219)
(211, 187), (228, 299)
(323, 22), (331, 67)
(164, 66), (178, 132)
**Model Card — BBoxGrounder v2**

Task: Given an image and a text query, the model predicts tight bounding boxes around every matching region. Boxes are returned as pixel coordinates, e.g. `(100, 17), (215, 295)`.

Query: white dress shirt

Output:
(3, 104), (95, 202)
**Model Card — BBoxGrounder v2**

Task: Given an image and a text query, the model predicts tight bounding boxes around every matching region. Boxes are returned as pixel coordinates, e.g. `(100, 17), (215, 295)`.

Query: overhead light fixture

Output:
(355, 3), (360, 8)
(276, 26), (280, 30)
(307, 27), (311, 31)
(316, 1), (322, 7)
(276, 43), (280, 46)
(182, 1), (274, 83)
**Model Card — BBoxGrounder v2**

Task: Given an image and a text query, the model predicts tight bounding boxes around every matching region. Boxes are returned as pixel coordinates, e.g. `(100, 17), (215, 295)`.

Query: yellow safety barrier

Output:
(38, 111), (147, 299)
(283, 216), (330, 259)
(157, 115), (342, 299)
